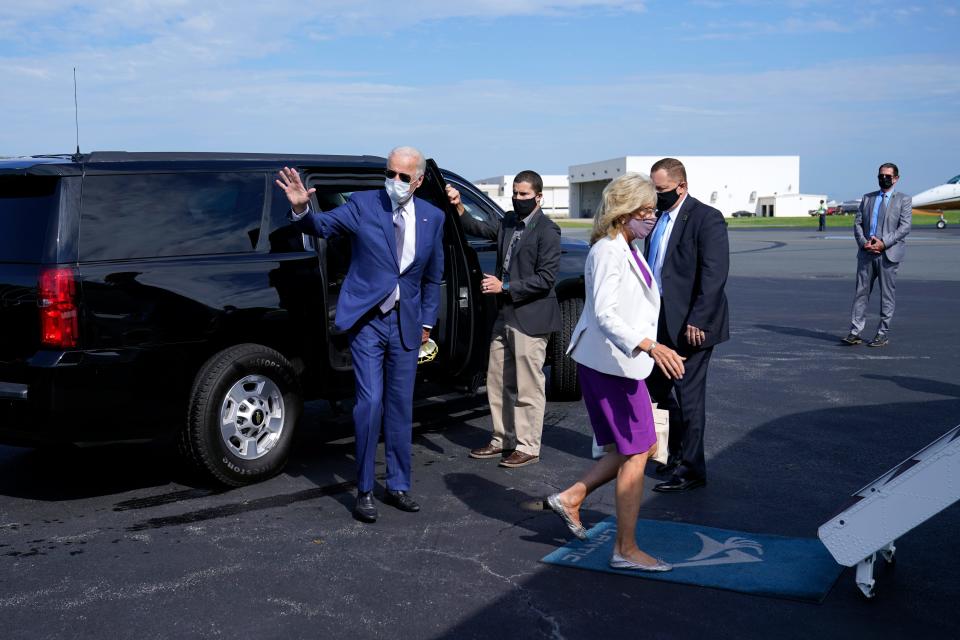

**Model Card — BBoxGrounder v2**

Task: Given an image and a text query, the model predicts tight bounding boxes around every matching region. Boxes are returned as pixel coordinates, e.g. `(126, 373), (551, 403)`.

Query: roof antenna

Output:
(71, 67), (82, 161)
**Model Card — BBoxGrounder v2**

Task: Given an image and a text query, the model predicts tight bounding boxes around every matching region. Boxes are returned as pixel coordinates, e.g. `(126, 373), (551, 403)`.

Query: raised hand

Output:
(275, 167), (315, 214)
(445, 183), (464, 215)
(480, 273), (502, 295)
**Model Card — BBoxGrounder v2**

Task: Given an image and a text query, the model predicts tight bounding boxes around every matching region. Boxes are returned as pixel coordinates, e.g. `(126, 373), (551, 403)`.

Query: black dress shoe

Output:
(383, 490), (420, 512)
(655, 457), (680, 475)
(841, 333), (863, 346)
(653, 475), (707, 493)
(353, 491), (378, 523)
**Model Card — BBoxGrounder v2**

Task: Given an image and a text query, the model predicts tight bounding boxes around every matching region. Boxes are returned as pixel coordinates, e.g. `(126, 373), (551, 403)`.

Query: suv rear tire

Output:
(180, 344), (303, 486)
(549, 297), (584, 400)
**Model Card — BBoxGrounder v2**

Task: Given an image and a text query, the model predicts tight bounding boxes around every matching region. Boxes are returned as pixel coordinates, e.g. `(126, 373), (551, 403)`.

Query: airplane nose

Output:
(912, 186), (941, 207)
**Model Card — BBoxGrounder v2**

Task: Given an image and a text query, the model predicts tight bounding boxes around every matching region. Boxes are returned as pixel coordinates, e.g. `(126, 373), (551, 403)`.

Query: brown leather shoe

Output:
(469, 443), (510, 459)
(498, 451), (539, 468)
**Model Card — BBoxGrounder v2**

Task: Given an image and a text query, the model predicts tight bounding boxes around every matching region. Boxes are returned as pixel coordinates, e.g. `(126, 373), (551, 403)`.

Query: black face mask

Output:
(878, 174), (895, 190)
(656, 187), (681, 213)
(512, 197), (538, 217)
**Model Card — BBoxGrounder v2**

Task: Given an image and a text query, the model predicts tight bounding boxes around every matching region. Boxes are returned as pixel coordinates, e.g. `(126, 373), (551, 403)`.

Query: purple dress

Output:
(578, 250), (656, 456)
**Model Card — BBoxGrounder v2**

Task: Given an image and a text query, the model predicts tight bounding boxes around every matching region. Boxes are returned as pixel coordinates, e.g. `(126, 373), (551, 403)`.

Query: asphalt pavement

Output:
(2, 227), (959, 639)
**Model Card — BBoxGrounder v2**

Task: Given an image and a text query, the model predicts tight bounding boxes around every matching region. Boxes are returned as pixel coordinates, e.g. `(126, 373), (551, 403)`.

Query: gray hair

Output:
(389, 146), (427, 178)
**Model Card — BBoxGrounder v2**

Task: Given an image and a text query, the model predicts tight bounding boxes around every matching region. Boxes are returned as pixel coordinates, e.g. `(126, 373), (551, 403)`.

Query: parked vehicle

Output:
(838, 199), (862, 214)
(731, 210), (755, 218)
(0, 152), (587, 485)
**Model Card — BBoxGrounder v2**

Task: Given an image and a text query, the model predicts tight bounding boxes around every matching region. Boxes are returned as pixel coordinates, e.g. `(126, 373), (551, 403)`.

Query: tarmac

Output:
(1, 226), (959, 639)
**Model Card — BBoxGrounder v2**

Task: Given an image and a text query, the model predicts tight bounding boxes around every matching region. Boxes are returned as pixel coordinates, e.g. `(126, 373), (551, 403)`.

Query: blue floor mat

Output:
(541, 517), (842, 602)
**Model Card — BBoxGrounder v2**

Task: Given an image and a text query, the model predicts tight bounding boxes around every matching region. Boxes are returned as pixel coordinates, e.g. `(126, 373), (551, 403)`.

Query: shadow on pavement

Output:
(754, 323), (844, 344)
(0, 438), (195, 501)
(442, 471), (608, 546)
(861, 374), (960, 398)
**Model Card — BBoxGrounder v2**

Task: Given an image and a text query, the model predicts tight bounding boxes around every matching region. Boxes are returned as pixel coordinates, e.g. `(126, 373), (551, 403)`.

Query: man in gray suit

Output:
(842, 162), (912, 348)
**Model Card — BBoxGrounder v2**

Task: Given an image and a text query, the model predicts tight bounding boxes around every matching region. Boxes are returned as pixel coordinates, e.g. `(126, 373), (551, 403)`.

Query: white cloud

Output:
(3, 53), (954, 167)
(0, 3), (956, 197)
(0, 1), (646, 46)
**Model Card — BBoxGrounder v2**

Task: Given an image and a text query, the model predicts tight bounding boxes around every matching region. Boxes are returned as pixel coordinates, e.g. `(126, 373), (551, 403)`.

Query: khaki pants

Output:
(486, 308), (549, 456)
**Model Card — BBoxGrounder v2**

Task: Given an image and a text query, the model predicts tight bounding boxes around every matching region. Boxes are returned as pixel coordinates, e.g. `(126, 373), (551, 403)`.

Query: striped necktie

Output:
(379, 206), (406, 313)
(394, 205), (406, 264)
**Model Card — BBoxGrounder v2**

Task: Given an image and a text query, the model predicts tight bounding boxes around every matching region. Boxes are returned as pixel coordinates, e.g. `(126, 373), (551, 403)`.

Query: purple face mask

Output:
(626, 217), (656, 241)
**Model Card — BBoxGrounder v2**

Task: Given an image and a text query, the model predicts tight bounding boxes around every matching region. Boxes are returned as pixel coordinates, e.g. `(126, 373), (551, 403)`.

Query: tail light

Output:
(39, 268), (79, 349)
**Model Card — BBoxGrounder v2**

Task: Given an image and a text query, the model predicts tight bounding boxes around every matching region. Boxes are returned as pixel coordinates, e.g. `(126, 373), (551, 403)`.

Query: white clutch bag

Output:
(651, 403), (670, 465)
(591, 402), (670, 463)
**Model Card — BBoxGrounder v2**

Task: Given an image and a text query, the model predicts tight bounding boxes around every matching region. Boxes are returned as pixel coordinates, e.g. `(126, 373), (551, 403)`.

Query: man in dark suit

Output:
(842, 162), (912, 348)
(448, 171), (562, 468)
(275, 146), (445, 523)
(644, 158), (730, 493)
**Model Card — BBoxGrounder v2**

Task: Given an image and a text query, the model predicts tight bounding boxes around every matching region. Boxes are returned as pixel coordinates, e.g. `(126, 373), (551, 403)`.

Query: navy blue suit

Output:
(645, 195), (729, 481)
(292, 189), (444, 492)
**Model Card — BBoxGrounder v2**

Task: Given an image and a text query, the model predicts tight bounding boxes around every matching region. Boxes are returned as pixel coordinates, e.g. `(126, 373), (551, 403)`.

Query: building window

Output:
(749, 191), (757, 203)
(710, 191), (718, 204)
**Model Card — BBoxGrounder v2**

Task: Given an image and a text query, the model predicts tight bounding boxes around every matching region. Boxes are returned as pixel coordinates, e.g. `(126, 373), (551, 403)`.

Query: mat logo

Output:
(673, 533), (764, 568)
(560, 527), (616, 563)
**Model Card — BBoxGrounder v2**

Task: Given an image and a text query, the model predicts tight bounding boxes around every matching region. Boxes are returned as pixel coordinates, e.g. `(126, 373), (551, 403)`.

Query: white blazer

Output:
(566, 234), (660, 380)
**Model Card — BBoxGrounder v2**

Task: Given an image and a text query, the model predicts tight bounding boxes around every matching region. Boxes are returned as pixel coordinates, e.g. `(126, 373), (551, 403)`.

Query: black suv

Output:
(0, 152), (587, 485)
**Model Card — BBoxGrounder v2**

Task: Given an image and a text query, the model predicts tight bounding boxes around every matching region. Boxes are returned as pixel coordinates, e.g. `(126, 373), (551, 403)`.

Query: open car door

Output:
(417, 159), (484, 381)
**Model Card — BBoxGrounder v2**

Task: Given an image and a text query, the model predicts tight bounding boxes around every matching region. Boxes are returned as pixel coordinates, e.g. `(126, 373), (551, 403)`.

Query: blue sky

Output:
(1, 1), (958, 200)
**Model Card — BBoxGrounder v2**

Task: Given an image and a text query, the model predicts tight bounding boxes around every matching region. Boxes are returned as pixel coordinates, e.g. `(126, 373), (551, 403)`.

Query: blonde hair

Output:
(590, 172), (656, 245)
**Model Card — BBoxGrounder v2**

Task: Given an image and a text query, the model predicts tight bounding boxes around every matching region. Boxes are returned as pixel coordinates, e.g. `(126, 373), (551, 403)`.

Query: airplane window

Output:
(947, 175), (960, 184)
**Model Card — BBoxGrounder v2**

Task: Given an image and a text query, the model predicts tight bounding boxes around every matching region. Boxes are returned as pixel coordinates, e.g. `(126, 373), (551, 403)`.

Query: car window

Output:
(264, 182), (358, 254)
(311, 186), (379, 288)
(0, 176), (58, 263)
(79, 173), (265, 261)
(453, 183), (500, 242)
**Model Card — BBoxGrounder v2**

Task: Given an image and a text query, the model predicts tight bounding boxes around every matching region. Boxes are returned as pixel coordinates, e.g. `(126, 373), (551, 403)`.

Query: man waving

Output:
(276, 146), (444, 523)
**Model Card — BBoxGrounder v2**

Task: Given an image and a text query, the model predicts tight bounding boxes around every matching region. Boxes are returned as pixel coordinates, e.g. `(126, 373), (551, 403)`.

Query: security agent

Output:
(447, 171), (562, 468)
(644, 158), (730, 493)
(842, 162), (912, 348)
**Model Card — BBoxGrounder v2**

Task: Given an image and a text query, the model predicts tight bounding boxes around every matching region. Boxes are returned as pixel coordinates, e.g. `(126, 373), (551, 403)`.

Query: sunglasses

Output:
(385, 169), (417, 184)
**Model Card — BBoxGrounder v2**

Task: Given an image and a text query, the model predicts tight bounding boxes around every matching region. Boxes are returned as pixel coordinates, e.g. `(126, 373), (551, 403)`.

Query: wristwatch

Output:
(645, 341), (658, 355)
(501, 282), (510, 292)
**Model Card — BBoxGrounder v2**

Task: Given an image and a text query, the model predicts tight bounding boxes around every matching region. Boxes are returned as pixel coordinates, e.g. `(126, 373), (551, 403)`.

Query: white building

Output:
(474, 175), (569, 217)
(756, 193), (828, 218)
(567, 155), (816, 218)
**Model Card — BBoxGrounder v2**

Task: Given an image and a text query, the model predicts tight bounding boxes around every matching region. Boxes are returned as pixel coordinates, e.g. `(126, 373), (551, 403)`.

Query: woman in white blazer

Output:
(544, 173), (685, 572)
